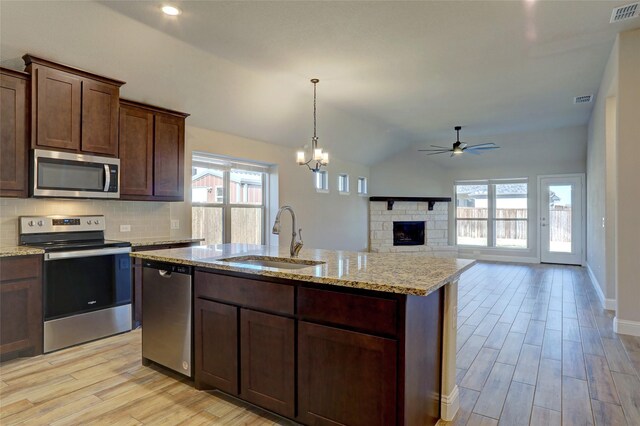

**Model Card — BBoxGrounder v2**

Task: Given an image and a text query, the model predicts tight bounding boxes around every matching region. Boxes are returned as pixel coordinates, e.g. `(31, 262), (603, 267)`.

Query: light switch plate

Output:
(120, 225), (131, 232)
(171, 220), (180, 230)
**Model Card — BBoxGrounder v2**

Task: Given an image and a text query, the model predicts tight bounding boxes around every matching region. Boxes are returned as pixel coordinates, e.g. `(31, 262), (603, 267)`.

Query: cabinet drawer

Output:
(297, 287), (398, 336)
(195, 271), (294, 315)
(0, 256), (42, 282)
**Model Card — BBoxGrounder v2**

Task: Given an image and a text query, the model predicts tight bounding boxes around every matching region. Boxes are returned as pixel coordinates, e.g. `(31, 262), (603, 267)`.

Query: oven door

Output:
(44, 247), (131, 321)
(32, 149), (120, 199)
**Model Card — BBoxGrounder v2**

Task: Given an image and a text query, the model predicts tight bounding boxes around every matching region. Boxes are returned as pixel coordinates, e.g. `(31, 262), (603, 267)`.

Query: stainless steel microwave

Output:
(31, 149), (120, 199)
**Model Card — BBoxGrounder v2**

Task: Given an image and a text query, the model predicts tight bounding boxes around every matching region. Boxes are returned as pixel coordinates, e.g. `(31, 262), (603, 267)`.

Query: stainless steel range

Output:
(19, 215), (132, 353)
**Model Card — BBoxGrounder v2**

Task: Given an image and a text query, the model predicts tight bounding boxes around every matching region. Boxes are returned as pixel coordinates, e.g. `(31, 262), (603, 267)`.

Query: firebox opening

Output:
(393, 221), (425, 246)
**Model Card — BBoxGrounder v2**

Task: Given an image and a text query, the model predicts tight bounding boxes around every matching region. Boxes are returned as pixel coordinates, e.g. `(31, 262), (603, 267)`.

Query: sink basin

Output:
(218, 256), (325, 270)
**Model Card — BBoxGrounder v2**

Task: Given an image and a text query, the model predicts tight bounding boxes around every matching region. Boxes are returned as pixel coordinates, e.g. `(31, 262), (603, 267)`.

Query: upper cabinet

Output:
(23, 54), (124, 157)
(119, 100), (189, 201)
(0, 68), (30, 198)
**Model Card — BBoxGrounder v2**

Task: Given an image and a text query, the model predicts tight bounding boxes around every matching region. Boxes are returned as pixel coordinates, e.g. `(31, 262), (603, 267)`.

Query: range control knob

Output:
(87, 220), (92, 225)
(28, 220), (34, 227)
(37, 220), (44, 227)
(94, 220), (100, 225)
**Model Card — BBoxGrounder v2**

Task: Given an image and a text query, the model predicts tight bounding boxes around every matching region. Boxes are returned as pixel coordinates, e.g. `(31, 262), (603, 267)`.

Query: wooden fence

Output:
(192, 206), (262, 245)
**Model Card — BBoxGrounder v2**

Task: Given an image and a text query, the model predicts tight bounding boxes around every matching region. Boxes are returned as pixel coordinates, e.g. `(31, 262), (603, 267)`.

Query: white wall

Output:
(614, 29), (640, 334)
(171, 126), (370, 251)
(370, 126), (587, 262)
(586, 39), (618, 303)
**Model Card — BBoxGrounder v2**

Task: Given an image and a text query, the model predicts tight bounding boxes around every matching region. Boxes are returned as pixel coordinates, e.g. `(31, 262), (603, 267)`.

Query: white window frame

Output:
(357, 177), (368, 195)
(338, 174), (350, 194)
(455, 178), (529, 249)
(314, 170), (329, 193)
(192, 153), (270, 244)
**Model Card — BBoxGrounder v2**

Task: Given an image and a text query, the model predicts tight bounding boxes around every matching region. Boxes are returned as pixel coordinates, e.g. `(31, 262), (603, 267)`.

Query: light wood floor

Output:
(1, 262), (639, 425)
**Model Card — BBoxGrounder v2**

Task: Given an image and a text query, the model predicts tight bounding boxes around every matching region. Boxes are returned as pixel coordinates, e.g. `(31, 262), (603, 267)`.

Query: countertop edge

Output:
(0, 247), (46, 258)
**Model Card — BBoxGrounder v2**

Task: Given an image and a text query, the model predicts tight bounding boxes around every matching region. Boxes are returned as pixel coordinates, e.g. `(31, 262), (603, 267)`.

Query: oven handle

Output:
(45, 247), (131, 261)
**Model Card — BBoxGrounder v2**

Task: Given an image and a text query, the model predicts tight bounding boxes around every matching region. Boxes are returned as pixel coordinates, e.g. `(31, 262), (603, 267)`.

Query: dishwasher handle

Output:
(159, 270), (172, 278)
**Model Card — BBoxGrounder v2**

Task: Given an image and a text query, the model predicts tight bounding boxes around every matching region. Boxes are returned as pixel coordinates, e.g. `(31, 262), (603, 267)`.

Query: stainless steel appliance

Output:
(142, 261), (193, 378)
(19, 215), (131, 353)
(31, 149), (120, 199)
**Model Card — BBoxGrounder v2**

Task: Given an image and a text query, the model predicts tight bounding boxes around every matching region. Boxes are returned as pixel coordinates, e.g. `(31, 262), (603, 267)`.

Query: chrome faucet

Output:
(272, 206), (303, 257)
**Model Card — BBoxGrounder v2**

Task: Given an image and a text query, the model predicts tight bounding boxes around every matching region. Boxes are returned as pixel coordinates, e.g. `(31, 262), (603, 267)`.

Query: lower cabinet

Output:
(0, 255), (43, 360)
(297, 321), (398, 426)
(194, 298), (238, 395)
(240, 309), (295, 418)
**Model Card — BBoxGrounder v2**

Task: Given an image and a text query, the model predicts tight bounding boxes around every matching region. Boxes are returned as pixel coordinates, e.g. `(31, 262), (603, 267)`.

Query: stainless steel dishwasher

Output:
(141, 260), (193, 377)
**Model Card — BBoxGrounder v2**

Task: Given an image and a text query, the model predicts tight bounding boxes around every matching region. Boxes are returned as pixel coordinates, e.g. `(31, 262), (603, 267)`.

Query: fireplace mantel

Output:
(369, 196), (452, 211)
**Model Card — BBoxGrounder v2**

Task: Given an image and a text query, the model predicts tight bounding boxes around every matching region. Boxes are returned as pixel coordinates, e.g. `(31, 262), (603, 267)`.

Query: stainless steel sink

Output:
(218, 256), (324, 270)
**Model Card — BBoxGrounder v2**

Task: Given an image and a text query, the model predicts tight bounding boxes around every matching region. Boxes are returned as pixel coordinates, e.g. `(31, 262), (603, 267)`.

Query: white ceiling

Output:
(2, 1), (639, 165)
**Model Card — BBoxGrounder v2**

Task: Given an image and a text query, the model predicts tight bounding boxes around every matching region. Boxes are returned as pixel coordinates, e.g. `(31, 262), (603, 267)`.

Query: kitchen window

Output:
(192, 152), (269, 245)
(357, 177), (368, 195)
(338, 174), (349, 194)
(455, 179), (528, 248)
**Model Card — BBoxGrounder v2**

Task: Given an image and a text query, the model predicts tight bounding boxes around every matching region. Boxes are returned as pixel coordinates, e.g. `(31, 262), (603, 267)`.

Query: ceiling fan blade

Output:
(430, 145), (451, 149)
(465, 149), (481, 155)
(426, 151), (449, 156)
(418, 149), (451, 152)
(465, 143), (496, 149)
(466, 146), (500, 151)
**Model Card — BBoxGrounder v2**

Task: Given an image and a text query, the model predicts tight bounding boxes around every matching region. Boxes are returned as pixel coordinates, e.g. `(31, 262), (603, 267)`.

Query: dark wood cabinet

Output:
(119, 104), (154, 196)
(240, 309), (295, 418)
(194, 298), (238, 395)
(119, 100), (188, 201)
(0, 68), (29, 198)
(298, 321), (398, 426)
(0, 255), (43, 361)
(23, 54), (124, 156)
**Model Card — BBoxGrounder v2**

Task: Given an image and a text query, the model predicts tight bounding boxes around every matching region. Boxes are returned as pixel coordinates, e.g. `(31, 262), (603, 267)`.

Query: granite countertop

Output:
(0, 246), (45, 258)
(130, 243), (476, 296)
(127, 237), (204, 248)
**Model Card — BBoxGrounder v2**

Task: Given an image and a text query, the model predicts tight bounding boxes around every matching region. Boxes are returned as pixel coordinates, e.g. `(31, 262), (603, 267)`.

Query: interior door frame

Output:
(537, 174), (586, 266)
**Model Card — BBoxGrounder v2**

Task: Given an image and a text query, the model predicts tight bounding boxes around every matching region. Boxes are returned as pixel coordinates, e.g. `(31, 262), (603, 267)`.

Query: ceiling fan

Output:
(419, 126), (500, 157)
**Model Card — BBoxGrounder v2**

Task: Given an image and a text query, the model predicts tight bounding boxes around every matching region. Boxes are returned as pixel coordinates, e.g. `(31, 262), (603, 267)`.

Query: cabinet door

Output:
(153, 113), (184, 199)
(298, 322), (397, 426)
(81, 79), (119, 156)
(0, 72), (28, 197)
(240, 309), (295, 418)
(34, 66), (81, 151)
(194, 298), (238, 394)
(0, 256), (43, 359)
(119, 105), (153, 196)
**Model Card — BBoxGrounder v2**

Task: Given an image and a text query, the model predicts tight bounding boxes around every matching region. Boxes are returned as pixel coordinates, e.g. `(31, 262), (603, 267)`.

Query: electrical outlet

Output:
(120, 225), (131, 232)
(171, 220), (180, 230)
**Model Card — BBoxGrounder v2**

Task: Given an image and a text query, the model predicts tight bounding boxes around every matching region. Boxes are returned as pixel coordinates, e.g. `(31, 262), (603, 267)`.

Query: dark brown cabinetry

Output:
(0, 255), (43, 361)
(193, 270), (444, 426)
(0, 68), (29, 198)
(24, 55), (124, 157)
(119, 100), (188, 201)
(298, 321), (397, 426)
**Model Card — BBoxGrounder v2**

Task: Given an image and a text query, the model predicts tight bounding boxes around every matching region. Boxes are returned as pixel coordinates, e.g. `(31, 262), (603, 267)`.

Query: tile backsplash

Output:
(0, 198), (171, 246)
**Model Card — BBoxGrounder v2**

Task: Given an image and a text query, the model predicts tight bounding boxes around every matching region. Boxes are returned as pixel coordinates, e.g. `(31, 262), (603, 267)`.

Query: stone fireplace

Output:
(369, 199), (458, 257)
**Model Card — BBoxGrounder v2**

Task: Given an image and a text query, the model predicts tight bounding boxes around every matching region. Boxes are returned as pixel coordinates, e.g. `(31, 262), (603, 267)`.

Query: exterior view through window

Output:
(455, 179), (528, 248)
(191, 153), (268, 245)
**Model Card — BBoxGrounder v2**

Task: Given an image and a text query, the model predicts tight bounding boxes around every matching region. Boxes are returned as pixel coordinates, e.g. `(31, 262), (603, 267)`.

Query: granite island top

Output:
(130, 243), (476, 296)
(0, 246), (45, 258)
(126, 237), (204, 248)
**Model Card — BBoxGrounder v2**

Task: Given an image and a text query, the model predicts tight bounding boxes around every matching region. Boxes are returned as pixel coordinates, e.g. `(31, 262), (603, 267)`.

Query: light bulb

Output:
(296, 151), (306, 165)
(161, 5), (182, 16)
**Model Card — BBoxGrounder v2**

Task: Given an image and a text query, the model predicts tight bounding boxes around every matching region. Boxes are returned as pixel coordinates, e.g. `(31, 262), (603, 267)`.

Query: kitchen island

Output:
(131, 244), (475, 426)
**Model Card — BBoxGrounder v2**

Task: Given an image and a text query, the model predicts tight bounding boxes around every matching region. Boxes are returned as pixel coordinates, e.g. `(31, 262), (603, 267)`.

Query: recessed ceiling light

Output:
(161, 5), (181, 16)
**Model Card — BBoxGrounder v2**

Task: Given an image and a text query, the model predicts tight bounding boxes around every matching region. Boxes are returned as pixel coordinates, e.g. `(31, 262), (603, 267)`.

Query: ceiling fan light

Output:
(453, 147), (464, 154)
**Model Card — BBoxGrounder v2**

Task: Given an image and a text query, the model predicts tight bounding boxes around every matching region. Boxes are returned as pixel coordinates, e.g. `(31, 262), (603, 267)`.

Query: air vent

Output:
(574, 95), (594, 104)
(610, 3), (639, 23)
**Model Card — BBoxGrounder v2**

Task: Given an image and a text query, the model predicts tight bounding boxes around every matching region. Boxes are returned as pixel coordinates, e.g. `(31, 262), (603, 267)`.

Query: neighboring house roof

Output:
(192, 168), (261, 186)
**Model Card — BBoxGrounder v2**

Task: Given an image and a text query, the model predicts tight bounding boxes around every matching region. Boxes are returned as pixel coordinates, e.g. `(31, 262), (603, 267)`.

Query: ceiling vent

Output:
(610, 3), (639, 23)
(574, 95), (594, 104)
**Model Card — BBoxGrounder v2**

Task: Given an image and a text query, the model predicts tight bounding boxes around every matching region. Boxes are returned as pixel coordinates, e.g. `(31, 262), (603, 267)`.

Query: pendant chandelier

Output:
(297, 78), (329, 172)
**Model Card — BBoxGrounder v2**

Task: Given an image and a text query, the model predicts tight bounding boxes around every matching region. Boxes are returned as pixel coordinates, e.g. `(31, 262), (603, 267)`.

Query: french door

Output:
(539, 175), (584, 265)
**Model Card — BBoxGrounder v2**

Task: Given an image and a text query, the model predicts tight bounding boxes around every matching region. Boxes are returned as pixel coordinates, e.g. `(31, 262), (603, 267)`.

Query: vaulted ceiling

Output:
(1, 1), (639, 165)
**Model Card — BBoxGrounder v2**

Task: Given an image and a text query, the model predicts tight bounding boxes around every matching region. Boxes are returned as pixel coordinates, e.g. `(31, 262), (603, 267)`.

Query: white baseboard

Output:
(613, 317), (640, 337)
(586, 263), (616, 311)
(458, 253), (539, 264)
(440, 384), (459, 421)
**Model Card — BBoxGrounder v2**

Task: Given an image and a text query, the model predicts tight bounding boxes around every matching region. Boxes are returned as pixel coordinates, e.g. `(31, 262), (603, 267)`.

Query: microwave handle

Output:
(103, 164), (111, 192)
